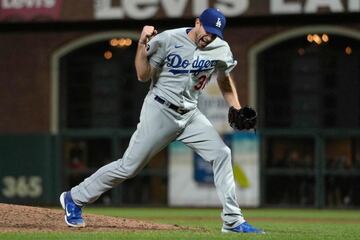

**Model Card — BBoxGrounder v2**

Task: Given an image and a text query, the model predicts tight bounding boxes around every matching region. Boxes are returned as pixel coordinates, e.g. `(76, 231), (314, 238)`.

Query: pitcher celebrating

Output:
(60, 8), (264, 234)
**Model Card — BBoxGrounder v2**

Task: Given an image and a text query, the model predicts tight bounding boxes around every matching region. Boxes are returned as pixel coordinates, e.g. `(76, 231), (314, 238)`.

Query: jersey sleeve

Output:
(216, 45), (237, 76)
(146, 31), (168, 69)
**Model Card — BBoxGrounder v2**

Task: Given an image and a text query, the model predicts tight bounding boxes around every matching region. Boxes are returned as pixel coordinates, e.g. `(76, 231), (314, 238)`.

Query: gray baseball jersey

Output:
(148, 27), (237, 109)
(70, 27), (245, 229)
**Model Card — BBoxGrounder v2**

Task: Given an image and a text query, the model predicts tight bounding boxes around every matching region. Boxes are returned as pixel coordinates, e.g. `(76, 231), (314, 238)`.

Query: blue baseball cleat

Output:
(60, 191), (85, 228)
(221, 221), (265, 234)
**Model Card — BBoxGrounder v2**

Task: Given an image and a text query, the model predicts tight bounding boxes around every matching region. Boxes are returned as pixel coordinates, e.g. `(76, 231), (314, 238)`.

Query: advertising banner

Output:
(0, 0), (63, 21)
(1, 0), (359, 22)
(169, 132), (260, 207)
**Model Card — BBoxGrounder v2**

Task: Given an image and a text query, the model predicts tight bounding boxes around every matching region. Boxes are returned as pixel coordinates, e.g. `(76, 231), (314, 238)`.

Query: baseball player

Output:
(60, 8), (263, 234)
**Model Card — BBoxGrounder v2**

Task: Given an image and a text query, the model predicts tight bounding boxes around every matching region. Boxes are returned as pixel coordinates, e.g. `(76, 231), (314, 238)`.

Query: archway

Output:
(50, 32), (168, 205)
(249, 26), (360, 207)
(51, 31), (140, 133)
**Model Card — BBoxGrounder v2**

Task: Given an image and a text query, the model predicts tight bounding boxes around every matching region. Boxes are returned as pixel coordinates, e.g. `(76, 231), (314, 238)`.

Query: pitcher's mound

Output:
(0, 203), (183, 232)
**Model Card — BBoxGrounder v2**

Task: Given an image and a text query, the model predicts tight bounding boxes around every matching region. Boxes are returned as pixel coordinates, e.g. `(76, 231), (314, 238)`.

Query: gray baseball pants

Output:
(70, 92), (245, 228)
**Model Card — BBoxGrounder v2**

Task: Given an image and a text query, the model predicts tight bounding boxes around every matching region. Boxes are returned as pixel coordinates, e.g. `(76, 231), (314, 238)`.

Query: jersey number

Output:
(194, 75), (208, 91)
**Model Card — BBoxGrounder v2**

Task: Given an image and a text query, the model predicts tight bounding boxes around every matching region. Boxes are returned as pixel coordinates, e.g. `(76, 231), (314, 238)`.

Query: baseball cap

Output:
(199, 8), (226, 39)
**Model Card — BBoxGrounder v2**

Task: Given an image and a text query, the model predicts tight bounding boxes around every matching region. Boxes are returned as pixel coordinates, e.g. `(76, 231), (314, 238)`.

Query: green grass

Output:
(1, 208), (360, 240)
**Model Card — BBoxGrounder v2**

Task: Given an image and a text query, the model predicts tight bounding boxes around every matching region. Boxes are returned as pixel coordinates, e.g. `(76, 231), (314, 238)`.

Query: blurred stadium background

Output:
(0, 0), (359, 209)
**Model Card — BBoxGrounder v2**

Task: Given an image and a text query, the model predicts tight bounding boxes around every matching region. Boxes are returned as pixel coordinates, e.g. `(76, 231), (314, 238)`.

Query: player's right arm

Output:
(135, 26), (157, 82)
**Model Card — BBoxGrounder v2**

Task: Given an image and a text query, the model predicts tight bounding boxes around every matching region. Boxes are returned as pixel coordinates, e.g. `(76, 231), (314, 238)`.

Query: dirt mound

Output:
(0, 203), (182, 232)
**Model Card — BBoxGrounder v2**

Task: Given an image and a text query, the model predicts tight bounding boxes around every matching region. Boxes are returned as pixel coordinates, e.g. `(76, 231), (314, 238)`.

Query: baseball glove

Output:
(228, 106), (257, 130)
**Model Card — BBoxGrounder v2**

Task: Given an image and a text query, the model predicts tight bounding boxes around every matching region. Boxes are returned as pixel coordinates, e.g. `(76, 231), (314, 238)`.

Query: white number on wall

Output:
(2, 176), (43, 198)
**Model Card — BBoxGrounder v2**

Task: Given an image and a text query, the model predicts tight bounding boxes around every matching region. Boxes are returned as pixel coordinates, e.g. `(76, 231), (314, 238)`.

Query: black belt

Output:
(154, 95), (190, 115)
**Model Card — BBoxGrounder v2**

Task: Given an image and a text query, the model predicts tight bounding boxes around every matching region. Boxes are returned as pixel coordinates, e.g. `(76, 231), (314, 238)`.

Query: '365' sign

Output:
(1, 176), (43, 198)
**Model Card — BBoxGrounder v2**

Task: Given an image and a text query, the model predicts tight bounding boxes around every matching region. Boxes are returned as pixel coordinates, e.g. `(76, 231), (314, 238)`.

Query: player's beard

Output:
(196, 35), (212, 48)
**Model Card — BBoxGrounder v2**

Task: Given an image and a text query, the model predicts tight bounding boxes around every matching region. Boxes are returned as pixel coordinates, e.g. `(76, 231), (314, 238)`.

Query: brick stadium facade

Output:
(1, 0), (360, 207)
(1, 0), (359, 133)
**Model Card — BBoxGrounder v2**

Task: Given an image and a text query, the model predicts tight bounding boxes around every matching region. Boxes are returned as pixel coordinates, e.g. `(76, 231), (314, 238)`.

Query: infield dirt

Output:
(0, 203), (183, 232)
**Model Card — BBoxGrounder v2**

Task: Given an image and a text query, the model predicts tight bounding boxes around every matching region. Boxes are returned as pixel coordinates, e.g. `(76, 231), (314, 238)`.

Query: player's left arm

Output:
(217, 71), (241, 110)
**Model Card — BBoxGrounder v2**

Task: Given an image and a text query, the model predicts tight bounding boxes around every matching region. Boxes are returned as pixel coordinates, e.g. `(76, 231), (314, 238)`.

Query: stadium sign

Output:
(94, 0), (360, 20)
(0, 0), (62, 20)
(0, 0), (359, 22)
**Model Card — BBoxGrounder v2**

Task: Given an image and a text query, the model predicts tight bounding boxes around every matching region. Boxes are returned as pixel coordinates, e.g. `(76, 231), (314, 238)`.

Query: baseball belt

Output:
(154, 95), (189, 115)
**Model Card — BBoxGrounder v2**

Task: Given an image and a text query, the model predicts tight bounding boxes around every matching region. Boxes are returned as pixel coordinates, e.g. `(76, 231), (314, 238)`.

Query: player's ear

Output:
(195, 18), (201, 26)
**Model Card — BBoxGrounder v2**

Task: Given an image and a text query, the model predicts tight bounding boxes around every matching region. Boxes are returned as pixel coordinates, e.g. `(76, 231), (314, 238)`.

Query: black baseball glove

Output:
(228, 106), (257, 130)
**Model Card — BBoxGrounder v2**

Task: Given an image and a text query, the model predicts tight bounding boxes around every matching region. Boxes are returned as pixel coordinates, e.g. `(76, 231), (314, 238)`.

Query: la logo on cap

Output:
(216, 18), (222, 28)
(199, 8), (226, 39)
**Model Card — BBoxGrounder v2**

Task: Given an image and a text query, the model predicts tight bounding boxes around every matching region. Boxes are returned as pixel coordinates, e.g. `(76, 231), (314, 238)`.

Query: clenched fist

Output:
(139, 25), (158, 45)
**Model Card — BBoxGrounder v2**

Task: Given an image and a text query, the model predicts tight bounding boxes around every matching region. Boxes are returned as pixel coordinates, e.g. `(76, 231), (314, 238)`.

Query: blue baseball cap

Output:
(199, 8), (226, 39)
